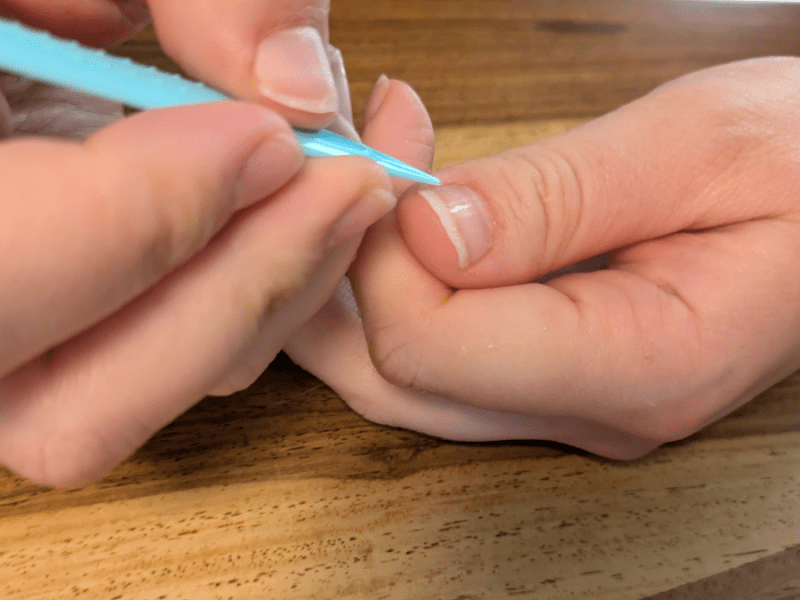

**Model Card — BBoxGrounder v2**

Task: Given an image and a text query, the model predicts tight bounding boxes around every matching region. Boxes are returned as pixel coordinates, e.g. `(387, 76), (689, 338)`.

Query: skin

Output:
(0, 0), (350, 129)
(288, 58), (800, 460)
(0, 0), (390, 487)
(6, 1), (798, 484)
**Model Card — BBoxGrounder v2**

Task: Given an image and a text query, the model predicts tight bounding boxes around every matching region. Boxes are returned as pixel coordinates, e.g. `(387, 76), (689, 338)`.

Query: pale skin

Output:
(289, 58), (800, 459)
(4, 2), (800, 487)
(0, 0), (395, 487)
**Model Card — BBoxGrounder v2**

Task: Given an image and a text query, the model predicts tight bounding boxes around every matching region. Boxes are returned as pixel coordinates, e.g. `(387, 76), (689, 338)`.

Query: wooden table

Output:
(2, 2), (799, 598)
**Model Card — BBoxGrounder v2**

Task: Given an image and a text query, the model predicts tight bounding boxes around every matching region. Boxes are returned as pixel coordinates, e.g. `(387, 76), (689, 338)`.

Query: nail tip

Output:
(258, 85), (339, 115)
(255, 26), (339, 116)
(419, 184), (492, 269)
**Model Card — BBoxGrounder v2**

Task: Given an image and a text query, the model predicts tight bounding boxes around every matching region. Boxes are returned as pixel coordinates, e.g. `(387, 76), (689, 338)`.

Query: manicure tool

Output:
(0, 18), (439, 185)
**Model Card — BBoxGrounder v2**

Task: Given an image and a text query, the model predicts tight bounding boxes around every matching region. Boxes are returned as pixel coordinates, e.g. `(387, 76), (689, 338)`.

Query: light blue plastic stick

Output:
(0, 18), (439, 185)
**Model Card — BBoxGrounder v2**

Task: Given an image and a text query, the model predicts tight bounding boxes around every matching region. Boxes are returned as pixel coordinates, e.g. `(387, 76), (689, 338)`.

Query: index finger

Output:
(147, 0), (342, 129)
(0, 102), (303, 378)
(351, 64), (800, 444)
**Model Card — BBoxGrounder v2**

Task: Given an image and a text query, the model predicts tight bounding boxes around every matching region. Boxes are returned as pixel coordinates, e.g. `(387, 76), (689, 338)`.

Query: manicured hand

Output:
(289, 59), (800, 458)
(0, 4), (394, 487)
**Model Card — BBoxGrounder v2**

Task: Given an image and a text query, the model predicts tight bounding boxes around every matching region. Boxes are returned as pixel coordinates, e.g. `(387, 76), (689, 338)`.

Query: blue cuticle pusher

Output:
(0, 18), (440, 186)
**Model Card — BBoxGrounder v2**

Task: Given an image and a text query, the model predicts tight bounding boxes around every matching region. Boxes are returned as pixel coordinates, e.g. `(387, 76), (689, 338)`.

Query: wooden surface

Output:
(3, 1), (800, 598)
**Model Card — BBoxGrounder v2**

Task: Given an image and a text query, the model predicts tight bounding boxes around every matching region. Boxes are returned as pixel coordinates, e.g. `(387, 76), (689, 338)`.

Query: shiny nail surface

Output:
(255, 27), (338, 115)
(419, 185), (493, 269)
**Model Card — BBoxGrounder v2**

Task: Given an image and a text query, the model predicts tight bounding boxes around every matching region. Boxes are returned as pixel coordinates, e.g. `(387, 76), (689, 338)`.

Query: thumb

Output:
(397, 58), (800, 289)
(148, 0), (342, 129)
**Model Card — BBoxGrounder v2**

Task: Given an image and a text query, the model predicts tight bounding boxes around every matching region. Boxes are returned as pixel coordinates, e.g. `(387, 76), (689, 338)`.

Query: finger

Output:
(351, 59), (800, 444)
(147, 0), (341, 129)
(286, 288), (660, 460)
(0, 156), (393, 487)
(356, 218), (800, 438)
(396, 58), (800, 288)
(207, 238), (360, 396)
(360, 76), (436, 195)
(286, 77), (658, 457)
(0, 101), (303, 378)
(0, 0), (150, 46)
(210, 76), (433, 394)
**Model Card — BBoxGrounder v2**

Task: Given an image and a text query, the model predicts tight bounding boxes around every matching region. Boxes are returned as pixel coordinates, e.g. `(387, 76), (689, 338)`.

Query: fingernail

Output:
(117, 0), (150, 26)
(236, 132), (304, 210)
(363, 74), (391, 125)
(255, 27), (338, 115)
(418, 185), (493, 269)
(329, 188), (397, 247)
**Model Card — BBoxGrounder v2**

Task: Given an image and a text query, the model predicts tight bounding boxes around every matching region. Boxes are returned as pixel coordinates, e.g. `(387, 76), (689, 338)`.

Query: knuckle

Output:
(137, 178), (220, 281)
(522, 146), (586, 261)
(227, 250), (321, 347)
(92, 159), (224, 287)
(679, 57), (800, 117)
(496, 146), (589, 275)
(446, 148), (590, 281)
(368, 318), (426, 391)
(659, 57), (794, 116)
(256, 260), (318, 328)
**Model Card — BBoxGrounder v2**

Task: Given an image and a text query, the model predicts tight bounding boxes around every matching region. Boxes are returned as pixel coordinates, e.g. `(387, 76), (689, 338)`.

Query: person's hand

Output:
(0, 0), (350, 133)
(288, 58), (800, 459)
(0, 3), (395, 488)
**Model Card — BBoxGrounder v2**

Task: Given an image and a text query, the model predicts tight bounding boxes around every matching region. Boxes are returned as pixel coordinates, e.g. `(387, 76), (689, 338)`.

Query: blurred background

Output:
(116, 1), (800, 168)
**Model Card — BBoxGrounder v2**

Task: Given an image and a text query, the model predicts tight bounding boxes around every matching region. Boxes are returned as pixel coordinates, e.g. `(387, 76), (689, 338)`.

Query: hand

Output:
(0, 4), (394, 487)
(0, 0), (350, 132)
(288, 58), (800, 459)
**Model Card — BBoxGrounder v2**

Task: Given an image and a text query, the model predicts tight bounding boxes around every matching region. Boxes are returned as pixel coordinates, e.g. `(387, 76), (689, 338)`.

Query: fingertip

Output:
(253, 26), (338, 118)
(360, 78), (435, 187)
(396, 165), (508, 289)
(150, 1), (341, 128)
(396, 185), (463, 277)
(395, 152), (555, 290)
(363, 74), (392, 127)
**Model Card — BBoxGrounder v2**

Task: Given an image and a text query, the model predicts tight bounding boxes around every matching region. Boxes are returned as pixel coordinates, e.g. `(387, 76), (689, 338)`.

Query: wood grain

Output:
(331, 0), (800, 128)
(643, 543), (800, 600)
(116, 0), (800, 129)
(1, 357), (799, 599)
(3, 1), (800, 598)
